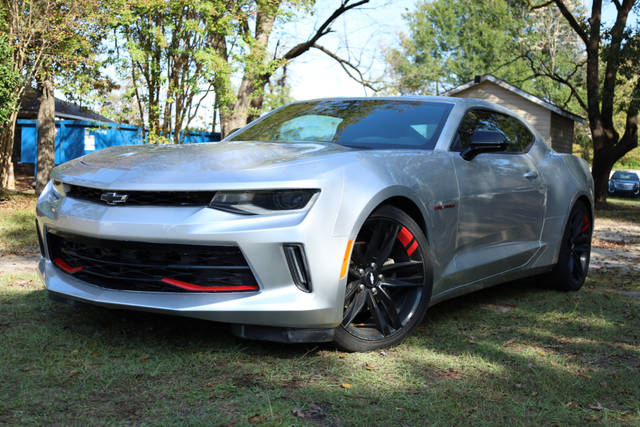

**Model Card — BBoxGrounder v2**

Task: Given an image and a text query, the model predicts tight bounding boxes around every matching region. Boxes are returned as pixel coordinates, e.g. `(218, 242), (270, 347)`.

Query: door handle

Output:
(524, 170), (538, 180)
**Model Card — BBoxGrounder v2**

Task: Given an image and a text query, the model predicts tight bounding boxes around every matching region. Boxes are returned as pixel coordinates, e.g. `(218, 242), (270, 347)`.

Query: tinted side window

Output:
(453, 110), (499, 151)
(494, 114), (534, 152)
(452, 109), (534, 153)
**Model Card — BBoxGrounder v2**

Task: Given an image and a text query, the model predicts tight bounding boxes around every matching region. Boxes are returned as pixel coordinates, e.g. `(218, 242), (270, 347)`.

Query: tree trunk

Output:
(220, 109), (250, 138)
(0, 110), (18, 190)
(35, 75), (56, 195)
(591, 148), (614, 208)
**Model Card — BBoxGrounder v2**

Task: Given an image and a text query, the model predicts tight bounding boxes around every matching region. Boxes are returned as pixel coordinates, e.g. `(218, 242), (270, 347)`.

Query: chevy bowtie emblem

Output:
(100, 192), (129, 205)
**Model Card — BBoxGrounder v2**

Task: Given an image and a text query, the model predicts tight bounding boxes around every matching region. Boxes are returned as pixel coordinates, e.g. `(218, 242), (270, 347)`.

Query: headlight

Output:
(52, 180), (68, 197)
(209, 189), (320, 215)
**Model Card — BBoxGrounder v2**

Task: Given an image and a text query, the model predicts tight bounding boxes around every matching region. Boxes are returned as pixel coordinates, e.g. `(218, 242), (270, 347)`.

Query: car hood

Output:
(51, 141), (357, 190)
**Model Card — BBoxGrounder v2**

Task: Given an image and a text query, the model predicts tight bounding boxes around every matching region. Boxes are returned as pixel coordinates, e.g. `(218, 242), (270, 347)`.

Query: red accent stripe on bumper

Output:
(54, 258), (83, 274)
(161, 278), (258, 292)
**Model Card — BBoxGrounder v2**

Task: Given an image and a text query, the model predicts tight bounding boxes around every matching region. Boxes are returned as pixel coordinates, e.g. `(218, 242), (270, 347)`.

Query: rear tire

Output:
(547, 201), (592, 291)
(334, 205), (432, 352)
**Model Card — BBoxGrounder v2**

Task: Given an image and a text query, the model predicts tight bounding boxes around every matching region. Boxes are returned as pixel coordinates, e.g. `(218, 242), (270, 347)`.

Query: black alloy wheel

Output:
(548, 201), (592, 291)
(334, 205), (432, 352)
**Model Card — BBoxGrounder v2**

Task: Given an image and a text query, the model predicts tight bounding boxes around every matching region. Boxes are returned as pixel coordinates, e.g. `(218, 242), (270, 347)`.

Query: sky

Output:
(277, 0), (416, 100)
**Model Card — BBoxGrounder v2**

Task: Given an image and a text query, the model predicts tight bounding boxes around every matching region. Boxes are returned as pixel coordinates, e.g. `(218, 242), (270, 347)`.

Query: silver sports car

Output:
(36, 97), (594, 351)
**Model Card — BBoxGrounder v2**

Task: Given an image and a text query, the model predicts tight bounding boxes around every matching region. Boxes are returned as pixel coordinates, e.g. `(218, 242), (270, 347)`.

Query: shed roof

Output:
(442, 74), (585, 124)
(19, 88), (115, 123)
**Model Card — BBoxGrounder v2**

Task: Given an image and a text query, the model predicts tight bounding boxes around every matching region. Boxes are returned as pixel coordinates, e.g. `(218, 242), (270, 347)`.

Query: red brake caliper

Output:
(397, 226), (418, 256)
(580, 214), (590, 233)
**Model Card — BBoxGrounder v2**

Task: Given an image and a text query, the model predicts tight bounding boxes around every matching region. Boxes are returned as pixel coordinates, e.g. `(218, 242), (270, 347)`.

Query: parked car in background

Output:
(37, 97), (594, 352)
(608, 171), (640, 197)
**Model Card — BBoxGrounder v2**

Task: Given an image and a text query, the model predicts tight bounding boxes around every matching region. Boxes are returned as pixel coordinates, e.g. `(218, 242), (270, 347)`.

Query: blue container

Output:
(18, 119), (221, 165)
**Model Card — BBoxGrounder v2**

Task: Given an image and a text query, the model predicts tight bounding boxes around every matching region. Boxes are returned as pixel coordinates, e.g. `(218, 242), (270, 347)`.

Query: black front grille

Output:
(66, 184), (214, 206)
(47, 230), (258, 293)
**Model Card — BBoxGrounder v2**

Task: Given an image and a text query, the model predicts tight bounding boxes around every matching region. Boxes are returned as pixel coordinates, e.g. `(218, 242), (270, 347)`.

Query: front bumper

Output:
(609, 183), (639, 196)
(36, 186), (351, 329)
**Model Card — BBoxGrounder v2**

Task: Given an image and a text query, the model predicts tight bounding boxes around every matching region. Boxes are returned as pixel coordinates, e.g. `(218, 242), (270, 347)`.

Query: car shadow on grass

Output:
(2, 276), (638, 424)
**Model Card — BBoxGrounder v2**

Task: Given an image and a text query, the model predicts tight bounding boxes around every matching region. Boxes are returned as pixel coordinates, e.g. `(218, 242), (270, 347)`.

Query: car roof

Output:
(295, 96), (522, 116)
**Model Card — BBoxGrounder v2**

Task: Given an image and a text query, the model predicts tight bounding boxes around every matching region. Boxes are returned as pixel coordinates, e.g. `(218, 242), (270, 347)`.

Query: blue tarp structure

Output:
(18, 119), (221, 165)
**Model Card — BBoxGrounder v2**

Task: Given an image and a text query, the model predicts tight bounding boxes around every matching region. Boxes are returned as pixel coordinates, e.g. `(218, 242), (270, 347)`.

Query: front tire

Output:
(334, 205), (432, 352)
(547, 201), (592, 291)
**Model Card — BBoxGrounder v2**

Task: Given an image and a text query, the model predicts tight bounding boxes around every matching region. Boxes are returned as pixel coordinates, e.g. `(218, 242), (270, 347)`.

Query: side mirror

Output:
(461, 130), (508, 161)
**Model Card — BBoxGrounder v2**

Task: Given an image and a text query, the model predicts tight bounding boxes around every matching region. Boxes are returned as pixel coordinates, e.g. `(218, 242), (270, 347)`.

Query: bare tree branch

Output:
(618, 77), (640, 156)
(521, 52), (588, 112)
(311, 44), (378, 91)
(600, 0), (635, 128)
(611, 0), (622, 10)
(529, 1), (554, 9)
(282, 0), (370, 61)
(553, 0), (588, 44)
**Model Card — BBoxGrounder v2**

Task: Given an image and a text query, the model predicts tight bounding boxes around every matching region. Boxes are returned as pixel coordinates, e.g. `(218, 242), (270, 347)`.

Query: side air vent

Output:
(36, 220), (45, 256)
(283, 243), (312, 292)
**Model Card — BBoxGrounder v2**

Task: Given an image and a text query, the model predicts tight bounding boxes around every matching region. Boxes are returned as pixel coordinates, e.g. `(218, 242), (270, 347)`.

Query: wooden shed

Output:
(443, 74), (584, 153)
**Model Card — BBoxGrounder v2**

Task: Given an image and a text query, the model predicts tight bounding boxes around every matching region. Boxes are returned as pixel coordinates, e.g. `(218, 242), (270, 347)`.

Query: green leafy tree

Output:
(261, 65), (294, 113)
(0, 0), (111, 191)
(385, 0), (533, 95)
(0, 14), (19, 127)
(384, 0), (586, 114)
(113, 0), (371, 141)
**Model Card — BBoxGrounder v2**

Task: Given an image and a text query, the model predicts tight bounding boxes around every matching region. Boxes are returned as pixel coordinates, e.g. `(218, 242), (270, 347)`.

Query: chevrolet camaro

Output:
(36, 97), (594, 351)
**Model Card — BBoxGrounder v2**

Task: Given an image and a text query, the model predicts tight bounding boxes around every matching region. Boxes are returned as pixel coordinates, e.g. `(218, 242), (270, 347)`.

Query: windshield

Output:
(612, 172), (639, 181)
(228, 99), (453, 150)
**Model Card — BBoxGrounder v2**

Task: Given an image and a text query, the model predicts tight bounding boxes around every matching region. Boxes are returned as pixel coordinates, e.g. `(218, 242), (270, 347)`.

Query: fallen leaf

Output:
(338, 353), (346, 359)
(567, 402), (577, 408)
(550, 360), (560, 367)
(90, 352), (99, 357)
(248, 414), (266, 423)
(140, 355), (151, 363)
(292, 404), (327, 421)
(365, 362), (376, 371)
(341, 383), (352, 389)
(588, 402), (605, 411)
(482, 304), (512, 314)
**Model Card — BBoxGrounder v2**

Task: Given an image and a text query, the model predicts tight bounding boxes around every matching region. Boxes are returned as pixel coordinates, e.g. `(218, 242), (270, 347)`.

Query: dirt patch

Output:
(590, 217), (640, 274)
(0, 254), (40, 276)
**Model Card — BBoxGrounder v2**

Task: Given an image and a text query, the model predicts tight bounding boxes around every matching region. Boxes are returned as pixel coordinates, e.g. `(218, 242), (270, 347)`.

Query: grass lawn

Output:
(0, 190), (38, 256)
(1, 191), (639, 425)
